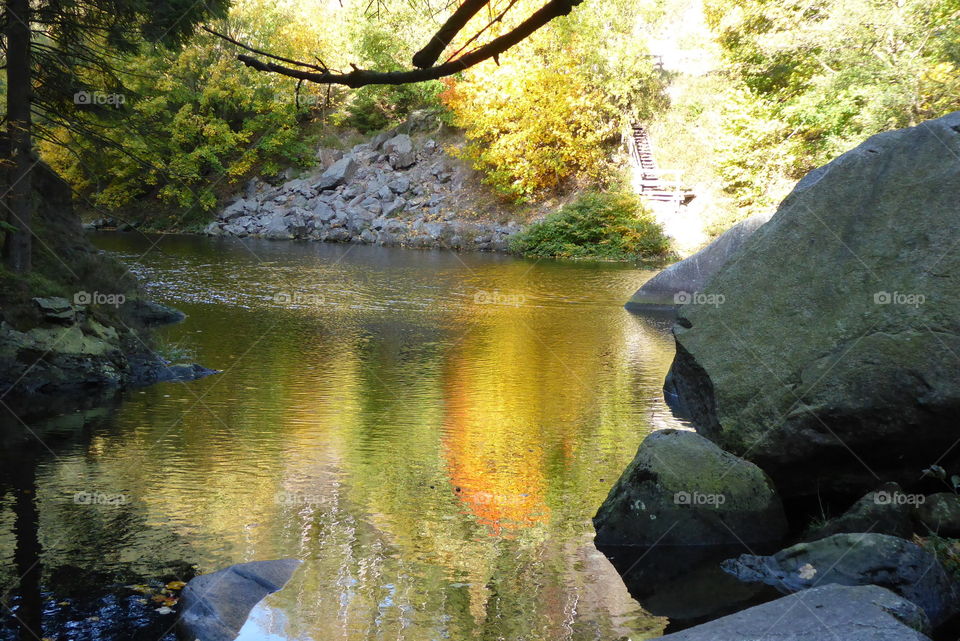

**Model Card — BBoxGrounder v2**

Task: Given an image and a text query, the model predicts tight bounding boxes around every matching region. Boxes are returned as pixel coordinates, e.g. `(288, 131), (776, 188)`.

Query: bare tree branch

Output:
(412, 0), (489, 69)
(231, 0), (584, 87)
(202, 26), (329, 72)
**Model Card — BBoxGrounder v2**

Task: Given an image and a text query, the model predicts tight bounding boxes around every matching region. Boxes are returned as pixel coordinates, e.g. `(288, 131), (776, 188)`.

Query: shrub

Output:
(510, 192), (671, 261)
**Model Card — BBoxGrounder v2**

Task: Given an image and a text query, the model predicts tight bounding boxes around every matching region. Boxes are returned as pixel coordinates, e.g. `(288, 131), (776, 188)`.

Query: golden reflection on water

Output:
(2, 234), (681, 641)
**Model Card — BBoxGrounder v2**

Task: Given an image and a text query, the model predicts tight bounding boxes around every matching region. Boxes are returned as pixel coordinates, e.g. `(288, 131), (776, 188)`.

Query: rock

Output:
(315, 147), (344, 170)
(593, 429), (787, 547)
(653, 584), (932, 641)
(625, 212), (771, 311)
(382, 199), (403, 217)
(360, 229), (376, 244)
(151, 362), (220, 384)
(178, 559), (301, 641)
(388, 177), (410, 194)
(663, 112), (960, 498)
(260, 213), (293, 240)
(805, 481), (915, 541)
(203, 221), (222, 236)
(722, 533), (959, 626)
(914, 493), (960, 537)
(312, 202), (336, 224)
(313, 156), (357, 191)
(220, 198), (252, 221)
(126, 299), (186, 327)
(383, 134), (416, 169)
(33, 297), (77, 324)
(371, 130), (394, 150)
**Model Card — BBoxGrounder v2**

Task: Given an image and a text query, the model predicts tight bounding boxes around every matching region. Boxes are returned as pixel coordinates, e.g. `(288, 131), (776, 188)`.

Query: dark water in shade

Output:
(0, 233), (683, 641)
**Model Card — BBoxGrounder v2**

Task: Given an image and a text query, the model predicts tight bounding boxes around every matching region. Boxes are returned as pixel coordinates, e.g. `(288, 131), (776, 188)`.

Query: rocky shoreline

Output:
(599, 112), (960, 640)
(203, 128), (521, 252)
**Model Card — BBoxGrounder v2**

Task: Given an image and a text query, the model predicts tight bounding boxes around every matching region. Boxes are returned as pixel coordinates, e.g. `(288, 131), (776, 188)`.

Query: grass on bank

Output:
(510, 191), (672, 262)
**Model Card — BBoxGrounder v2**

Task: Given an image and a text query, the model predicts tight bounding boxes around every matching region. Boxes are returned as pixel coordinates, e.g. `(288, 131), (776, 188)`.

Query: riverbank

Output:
(0, 162), (215, 404)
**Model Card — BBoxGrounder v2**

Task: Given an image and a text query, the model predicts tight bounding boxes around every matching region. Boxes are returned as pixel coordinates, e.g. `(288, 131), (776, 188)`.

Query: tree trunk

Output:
(4, 0), (33, 273)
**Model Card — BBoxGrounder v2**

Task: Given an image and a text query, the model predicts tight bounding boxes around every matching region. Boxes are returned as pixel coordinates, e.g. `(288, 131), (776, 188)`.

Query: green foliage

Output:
(510, 192), (671, 261)
(701, 0), (960, 217)
(442, 0), (667, 202)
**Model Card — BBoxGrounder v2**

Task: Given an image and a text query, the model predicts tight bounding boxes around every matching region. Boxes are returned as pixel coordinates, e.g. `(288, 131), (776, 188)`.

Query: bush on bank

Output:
(510, 192), (671, 261)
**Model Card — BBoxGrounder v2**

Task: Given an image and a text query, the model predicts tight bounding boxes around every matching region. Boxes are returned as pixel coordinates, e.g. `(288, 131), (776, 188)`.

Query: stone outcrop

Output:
(205, 132), (519, 251)
(722, 533), (959, 627)
(625, 212), (771, 312)
(805, 482), (915, 541)
(914, 493), (960, 537)
(594, 428), (787, 548)
(178, 558), (301, 641)
(662, 112), (960, 498)
(653, 584), (932, 641)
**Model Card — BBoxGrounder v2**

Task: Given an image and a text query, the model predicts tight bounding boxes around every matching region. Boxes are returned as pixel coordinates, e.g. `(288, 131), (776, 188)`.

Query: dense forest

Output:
(23, 0), (960, 235)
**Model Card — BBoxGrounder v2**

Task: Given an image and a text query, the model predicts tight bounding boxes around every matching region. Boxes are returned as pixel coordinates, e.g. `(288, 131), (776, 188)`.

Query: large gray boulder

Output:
(313, 156), (357, 191)
(663, 112), (960, 498)
(625, 212), (771, 311)
(722, 533), (959, 626)
(593, 429), (787, 547)
(383, 134), (416, 169)
(653, 584), (932, 641)
(178, 558), (301, 641)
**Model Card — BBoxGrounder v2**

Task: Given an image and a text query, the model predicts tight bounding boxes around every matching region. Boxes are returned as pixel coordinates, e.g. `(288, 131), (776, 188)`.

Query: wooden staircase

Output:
(629, 124), (695, 205)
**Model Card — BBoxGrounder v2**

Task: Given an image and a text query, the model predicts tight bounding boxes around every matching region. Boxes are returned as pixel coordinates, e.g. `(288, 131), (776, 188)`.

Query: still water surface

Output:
(1, 233), (681, 640)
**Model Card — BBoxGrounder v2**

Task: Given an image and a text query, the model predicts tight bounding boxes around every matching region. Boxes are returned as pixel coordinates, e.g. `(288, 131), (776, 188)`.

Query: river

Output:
(0, 233), (682, 641)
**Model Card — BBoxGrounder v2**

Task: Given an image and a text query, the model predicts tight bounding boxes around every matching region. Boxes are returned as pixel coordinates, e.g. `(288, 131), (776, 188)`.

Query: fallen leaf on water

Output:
(165, 580), (187, 591)
(155, 606), (173, 615)
(57, 601), (70, 606)
(86, 616), (99, 622)
(127, 584), (152, 595)
(798, 563), (817, 580)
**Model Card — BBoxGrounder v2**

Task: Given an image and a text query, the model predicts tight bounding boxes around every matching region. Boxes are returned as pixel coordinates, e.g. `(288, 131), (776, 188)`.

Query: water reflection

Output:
(1, 234), (680, 640)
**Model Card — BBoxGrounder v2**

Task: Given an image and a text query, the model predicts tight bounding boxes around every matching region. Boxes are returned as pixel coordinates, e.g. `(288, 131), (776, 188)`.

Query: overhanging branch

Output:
(229, 0), (584, 87)
(411, 0), (489, 69)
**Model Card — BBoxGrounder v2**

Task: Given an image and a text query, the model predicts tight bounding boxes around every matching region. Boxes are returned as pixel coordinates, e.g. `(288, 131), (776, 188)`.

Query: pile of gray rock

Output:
(204, 132), (520, 251)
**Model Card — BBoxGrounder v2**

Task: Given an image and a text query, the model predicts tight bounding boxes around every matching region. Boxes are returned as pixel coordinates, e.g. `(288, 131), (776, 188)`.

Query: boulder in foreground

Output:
(593, 429), (787, 547)
(721, 533), (959, 627)
(653, 584), (931, 641)
(625, 212), (771, 312)
(663, 111), (960, 498)
(178, 558), (301, 641)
